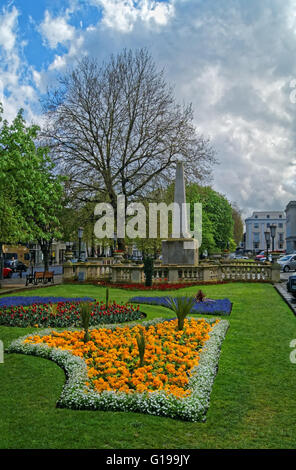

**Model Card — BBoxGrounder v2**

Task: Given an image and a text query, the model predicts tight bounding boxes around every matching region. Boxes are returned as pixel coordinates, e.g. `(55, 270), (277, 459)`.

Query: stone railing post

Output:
(63, 261), (74, 281)
(271, 262), (281, 283)
(168, 267), (179, 283)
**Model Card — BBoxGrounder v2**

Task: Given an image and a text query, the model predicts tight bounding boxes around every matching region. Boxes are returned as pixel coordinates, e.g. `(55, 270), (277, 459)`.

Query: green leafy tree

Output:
(231, 203), (244, 246)
(186, 184), (234, 253)
(0, 104), (63, 271)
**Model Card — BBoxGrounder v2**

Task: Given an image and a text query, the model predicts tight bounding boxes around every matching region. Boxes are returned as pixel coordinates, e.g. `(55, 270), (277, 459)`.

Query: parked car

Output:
(3, 267), (12, 278)
(277, 254), (296, 272)
(256, 254), (272, 262)
(286, 275), (296, 298)
(255, 251), (265, 261)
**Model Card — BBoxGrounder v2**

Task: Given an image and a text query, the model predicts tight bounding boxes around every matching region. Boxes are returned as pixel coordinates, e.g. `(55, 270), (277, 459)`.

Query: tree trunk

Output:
(117, 238), (126, 251)
(39, 240), (52, 272)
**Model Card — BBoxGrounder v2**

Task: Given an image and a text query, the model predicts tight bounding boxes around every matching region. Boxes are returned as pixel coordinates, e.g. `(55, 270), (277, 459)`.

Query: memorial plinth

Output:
(161, 160), (199, 267)
(162, 238), (199, 266)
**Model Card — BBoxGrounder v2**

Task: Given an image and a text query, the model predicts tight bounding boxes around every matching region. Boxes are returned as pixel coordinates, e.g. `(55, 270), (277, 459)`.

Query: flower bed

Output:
(0, 296), (95, 308)
(98, 281), (228, 290)
(129, 296), (233, 316)
(0, 299), (144, 328)
(7, 317), (229, 421)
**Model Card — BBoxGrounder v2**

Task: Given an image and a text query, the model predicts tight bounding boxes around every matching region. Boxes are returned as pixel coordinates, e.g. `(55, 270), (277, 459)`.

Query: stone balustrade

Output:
(220, 263), (274, 281)
(63, 261), (113, 282)
(63, 260), (281, 284)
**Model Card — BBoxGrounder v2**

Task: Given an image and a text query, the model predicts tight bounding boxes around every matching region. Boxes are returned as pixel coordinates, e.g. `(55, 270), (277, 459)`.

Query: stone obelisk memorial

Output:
(161, 160), (199, 266)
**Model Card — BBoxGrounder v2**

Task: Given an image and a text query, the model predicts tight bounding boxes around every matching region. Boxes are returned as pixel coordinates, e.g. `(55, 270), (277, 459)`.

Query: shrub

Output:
(136, 328), (146, 367)
(80, 302), (92, 343)
(143, 257), (154, 287)
(195, 290), (206, 302)
(165, 296), (197, 330)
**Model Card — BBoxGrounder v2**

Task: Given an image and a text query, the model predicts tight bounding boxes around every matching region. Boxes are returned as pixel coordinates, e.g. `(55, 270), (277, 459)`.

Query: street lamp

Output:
(264, 230), (271, 260)
(78, 227), (84, 261)
(270, 224), (277, 252)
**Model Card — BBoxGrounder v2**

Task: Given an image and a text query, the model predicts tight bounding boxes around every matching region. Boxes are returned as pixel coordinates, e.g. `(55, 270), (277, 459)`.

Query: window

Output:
(253, 233), (260, 242)
(266, 215), (270, 219)
(254, 223), (259, 229)
(279, 215), (282, 218)
(267, 223), (270, 228)
(254, 215), (258, 219)
(279, 223), (283, 228)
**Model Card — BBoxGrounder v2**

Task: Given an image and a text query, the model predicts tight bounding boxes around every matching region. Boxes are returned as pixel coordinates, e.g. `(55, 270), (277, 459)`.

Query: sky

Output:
(1, 0), (296, 221)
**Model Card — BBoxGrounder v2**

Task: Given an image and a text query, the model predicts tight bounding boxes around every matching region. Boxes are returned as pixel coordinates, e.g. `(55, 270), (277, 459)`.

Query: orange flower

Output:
(24, 318), (216, 398)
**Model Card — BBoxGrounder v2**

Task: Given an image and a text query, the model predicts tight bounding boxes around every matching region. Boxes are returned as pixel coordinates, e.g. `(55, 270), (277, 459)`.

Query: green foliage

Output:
(136, 328), (146, 367)
(0, 104), (64, 252)
(105, 288), (109, 307)
(49, 304), (58, 317)
(165, 296), (196, 331)
(80, 302), (93, 343)
(163, 182), (235, 255)
(231, 205), (244, 245)
(186, 184), (234, 253)
(143, 256), (154, 287)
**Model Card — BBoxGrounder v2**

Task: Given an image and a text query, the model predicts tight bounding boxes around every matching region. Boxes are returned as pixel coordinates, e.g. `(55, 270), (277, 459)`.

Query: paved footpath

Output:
(274, 282), (296, 316)
(0, 275), (63, 295)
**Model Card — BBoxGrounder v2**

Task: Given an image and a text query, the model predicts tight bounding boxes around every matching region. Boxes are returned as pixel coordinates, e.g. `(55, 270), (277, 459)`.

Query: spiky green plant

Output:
(136, 328), (146, 367)
(165, 296), (196, 331)
(80, 302), (93, 343)
(49, 303), (58, 317)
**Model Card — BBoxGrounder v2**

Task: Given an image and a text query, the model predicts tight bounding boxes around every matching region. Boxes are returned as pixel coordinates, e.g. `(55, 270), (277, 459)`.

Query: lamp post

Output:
(270, 224), (277, 253)
(264, 230), (271, 261)
(78, 227), (84, 262)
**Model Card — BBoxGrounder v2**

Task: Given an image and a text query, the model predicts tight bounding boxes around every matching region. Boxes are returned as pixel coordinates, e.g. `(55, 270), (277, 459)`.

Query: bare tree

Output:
(43, 48), (216, 247)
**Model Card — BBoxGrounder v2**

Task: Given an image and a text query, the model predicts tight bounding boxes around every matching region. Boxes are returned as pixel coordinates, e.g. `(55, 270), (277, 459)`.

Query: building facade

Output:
(245, 211), (286, 253)
(285, 201), (296, 254)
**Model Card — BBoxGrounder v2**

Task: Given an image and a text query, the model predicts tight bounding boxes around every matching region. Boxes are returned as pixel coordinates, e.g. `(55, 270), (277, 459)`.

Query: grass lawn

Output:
(0, 282), (296, 449)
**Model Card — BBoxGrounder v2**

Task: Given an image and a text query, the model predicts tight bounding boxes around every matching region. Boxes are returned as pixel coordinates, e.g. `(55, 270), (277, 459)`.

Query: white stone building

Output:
(285, 201), (296, 254)
(245, 211), (286, 253)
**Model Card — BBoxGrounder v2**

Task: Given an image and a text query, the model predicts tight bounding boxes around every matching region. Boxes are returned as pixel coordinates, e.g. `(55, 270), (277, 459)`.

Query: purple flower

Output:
(129, 296), (232, 316)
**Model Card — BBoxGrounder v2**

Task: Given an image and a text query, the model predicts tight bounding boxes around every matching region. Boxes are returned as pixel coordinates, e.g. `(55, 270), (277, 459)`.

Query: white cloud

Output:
(3, 0), (296, 218)
(38, 10), (76, 49)
(90, 0), (174, 32)
(0, 6), (39, 123)
(0, 5), (18, 52)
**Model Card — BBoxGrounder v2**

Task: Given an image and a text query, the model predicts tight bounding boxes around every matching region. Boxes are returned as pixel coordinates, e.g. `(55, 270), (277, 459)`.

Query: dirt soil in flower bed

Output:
(0, 300), (145, 328)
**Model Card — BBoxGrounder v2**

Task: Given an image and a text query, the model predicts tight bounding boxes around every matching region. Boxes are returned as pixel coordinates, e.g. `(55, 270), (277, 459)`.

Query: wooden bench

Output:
(33, 271), (54, 285)
(43, 271), (54, 284)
